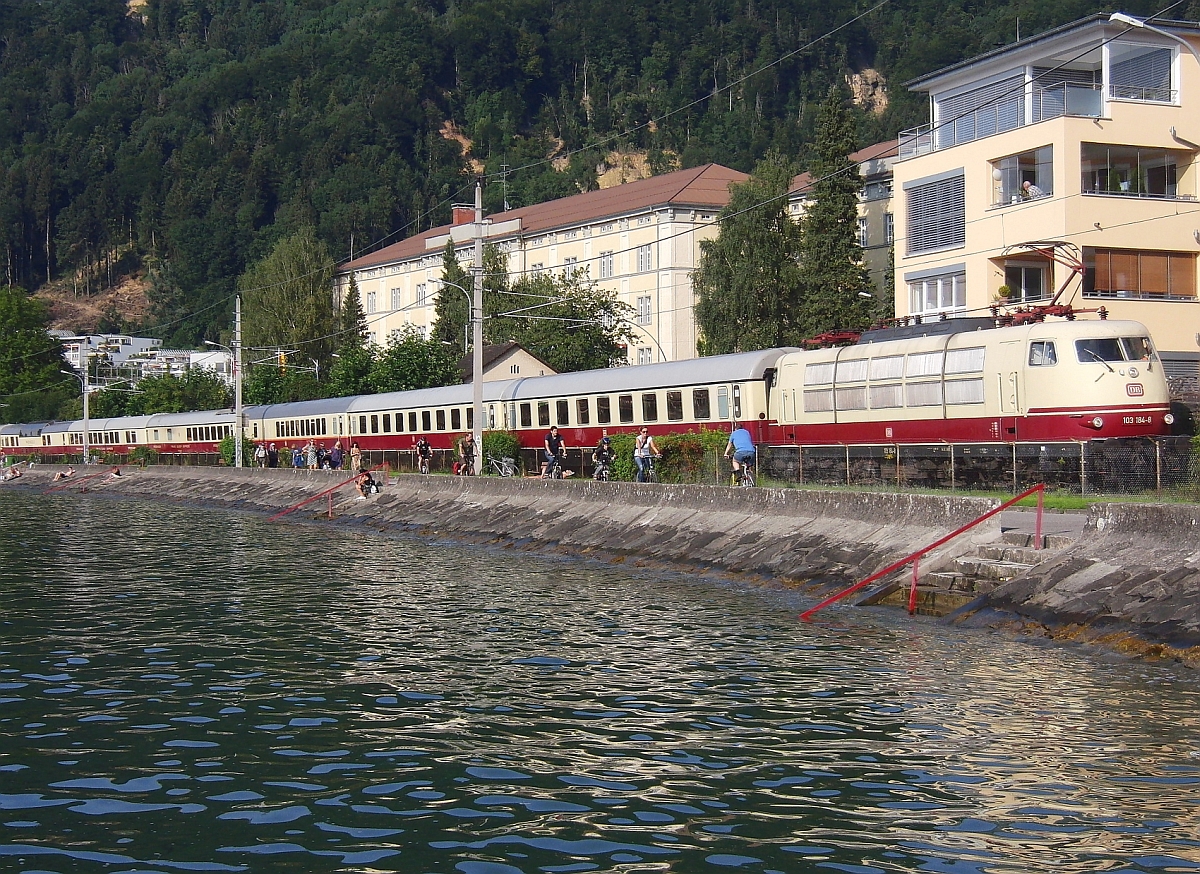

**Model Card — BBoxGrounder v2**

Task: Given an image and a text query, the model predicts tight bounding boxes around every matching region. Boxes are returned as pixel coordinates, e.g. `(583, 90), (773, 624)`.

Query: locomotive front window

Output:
(577, 399), (590, 425)
(693, 389), (711, 419)
(596, 396), (611, 424)
(1075, 337), (1123, 362)
(1122, 336), (1154, 360)
(1029, 341), (1057, 366)
(618, 395), (634, 423)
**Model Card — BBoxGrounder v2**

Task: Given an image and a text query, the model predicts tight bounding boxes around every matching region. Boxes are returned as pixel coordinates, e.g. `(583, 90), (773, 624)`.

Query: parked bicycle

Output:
(487, 454), (517, 477)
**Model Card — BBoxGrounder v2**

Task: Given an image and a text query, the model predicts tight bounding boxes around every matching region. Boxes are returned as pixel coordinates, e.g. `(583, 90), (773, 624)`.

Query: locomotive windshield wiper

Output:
(1082, 348), (1116, 373)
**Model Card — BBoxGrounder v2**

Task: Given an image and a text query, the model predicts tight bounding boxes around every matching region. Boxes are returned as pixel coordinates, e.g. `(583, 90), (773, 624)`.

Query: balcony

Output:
(900, 84), (1102, 157)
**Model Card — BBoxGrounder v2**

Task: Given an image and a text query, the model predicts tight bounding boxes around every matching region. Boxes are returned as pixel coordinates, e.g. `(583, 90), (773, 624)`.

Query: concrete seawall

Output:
(8, 465), (1200, 664)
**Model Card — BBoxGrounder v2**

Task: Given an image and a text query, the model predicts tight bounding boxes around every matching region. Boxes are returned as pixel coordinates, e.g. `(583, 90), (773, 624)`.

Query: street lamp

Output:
(434, 276), (482, 474)
(1109, 13), (1200, 64)
(60, 369), (91, 464)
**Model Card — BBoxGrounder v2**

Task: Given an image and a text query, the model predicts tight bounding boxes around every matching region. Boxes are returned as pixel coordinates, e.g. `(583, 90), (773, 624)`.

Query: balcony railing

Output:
(900, 84), (1102, 157)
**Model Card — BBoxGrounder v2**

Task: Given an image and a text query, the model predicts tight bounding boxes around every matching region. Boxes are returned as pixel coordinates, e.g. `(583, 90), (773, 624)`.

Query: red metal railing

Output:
(44, 466), (122, 493)
(800, 483), (1045, 620)
(268, 465), (388, 522)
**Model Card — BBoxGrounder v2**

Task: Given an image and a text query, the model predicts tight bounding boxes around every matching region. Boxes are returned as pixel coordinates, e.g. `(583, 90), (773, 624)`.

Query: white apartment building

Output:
(335, 164), (749, 364)
(893, 13), (1200, 380)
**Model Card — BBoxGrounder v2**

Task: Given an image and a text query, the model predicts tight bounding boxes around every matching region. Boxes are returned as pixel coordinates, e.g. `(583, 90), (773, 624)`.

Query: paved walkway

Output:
(1000, 509), (1086, 539)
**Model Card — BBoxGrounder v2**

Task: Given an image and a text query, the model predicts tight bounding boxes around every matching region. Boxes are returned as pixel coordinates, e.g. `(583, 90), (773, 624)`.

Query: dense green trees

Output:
(2, 0), (1134, 342)
(0, 287), (71, 424)
(693, 153), (804, 355)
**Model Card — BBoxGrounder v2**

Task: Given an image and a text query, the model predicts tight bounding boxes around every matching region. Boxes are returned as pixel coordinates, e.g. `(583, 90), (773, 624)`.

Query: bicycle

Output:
(729, 457), (756, 487)
(593, 457), (612, 482)
(637, 454), (659, 484)
(487, 454), (517, 477)
(542, 452), (565, 480)
(417, 453), (431, 475)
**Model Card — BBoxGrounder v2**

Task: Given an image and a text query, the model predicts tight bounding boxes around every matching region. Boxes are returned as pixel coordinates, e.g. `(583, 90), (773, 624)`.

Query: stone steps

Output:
(861, 529), (1077, 616)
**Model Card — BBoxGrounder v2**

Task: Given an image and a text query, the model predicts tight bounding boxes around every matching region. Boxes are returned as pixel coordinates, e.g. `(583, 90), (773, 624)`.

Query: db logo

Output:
(1126, 384), (1144, 396)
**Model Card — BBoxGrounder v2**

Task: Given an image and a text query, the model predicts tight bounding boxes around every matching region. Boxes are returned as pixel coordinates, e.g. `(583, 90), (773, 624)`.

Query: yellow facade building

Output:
(894, 13), (1200, 380)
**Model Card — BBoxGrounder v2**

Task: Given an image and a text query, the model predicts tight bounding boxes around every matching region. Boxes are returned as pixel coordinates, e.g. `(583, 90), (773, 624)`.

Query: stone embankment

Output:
(7, 465), (1200, 665)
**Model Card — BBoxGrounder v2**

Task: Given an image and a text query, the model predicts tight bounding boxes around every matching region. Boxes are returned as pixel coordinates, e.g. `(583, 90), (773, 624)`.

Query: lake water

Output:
(1, 491), (1199, 873)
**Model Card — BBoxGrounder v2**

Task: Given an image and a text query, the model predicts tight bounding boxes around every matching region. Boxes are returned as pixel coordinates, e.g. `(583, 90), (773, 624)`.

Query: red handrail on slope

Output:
(799, 483), (1045, 621)
(44, 466), (121, 493)
(268, 465), (387, 522)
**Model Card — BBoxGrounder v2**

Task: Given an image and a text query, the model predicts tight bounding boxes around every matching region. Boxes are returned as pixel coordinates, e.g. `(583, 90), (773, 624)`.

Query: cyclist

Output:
(414, 436), (432, 473)
(634, 427), (659, 483)
(592, 430), (613, 480)
(458, 433), (476, 476)
(542, 425), (567, 478)
(724, 424), (755, 480)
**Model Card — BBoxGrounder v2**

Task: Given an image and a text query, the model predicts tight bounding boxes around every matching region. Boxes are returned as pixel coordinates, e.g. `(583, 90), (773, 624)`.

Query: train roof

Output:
(857, 316), (1154, 344)
(146, 409), (243, 427)
(251, 397), (352, 419)
(504, 349), (796, 400)
(346, 380), (521, 412)
(1, 421), (50, 437)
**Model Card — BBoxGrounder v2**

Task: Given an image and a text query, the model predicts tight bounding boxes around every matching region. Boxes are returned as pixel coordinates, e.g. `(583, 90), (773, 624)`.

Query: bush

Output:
(483, 430), (522, 474)
(219, 435), (255, 467)
(128, 446), (160, 466)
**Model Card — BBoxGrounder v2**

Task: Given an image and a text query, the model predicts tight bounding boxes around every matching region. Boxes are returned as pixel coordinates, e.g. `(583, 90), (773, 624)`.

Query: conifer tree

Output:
(692, 152), (803, 355)
(794, 86), (873, 338)
(431, 242), (472, 357)
(339, 273), (368, 348)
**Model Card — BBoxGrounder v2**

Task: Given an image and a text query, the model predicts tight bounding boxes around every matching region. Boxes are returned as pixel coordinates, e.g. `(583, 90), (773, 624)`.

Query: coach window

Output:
(1029, 341), (1057, 366)
(422, 411), (432, 432)
(466, 408), (473, 430)
(596, 396), (611, 424)
(732, 385), (742, 419)
(577, 398), (590, 425)
(556, 400), (570, 426)
(619, 394), (634, 423)
(693, 389), (711, 419)
(408, 412), (417, 432)
(538, 402), (550, 427)
(520, 403), (532, 427)
(667, 391), (683, 421)
(642, 393), (659, 422)
(383, 414), (392, 433)
(717, 386), (730, 420)
(370, 415), (379, 434)
(451, 409), (461, 430)
(359, 415), (367, 433)
(394, 414), (404, 433)
(436, 410), (446, 430)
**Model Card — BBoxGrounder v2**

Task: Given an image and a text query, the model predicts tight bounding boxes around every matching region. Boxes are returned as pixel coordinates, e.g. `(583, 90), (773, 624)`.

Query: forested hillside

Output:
(0, 0), (1176, 346)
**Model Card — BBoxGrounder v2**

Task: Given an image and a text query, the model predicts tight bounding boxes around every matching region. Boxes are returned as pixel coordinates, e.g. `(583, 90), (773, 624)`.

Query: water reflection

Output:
(1, 492), (1198, 873)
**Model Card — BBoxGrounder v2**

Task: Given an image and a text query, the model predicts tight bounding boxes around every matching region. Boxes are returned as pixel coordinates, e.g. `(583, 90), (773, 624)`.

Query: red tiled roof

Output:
(788, 139), (899, 196)
(341, 163), (749, 271)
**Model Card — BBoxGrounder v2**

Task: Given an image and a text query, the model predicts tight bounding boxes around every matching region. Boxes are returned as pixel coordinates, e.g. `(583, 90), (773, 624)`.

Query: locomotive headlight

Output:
(1128, 366), (1139, 378)
(1091, 416), (1105, 429)
(1165, 413), (1176, 425)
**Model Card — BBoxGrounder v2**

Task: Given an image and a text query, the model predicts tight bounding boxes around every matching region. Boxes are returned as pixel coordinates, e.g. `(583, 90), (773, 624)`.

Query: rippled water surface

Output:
(1, 491), (1199, 873)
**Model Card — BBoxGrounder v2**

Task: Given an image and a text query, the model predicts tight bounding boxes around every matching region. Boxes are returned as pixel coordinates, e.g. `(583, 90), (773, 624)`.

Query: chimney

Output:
(451, 205), (474, 226)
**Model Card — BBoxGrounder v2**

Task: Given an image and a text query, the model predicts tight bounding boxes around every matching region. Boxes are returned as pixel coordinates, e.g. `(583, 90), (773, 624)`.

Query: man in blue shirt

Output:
(724, 425), (755, 477)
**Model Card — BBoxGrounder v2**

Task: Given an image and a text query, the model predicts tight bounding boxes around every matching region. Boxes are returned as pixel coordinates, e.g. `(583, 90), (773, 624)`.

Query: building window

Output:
(599, 251), (614, 279)
(415, 283), (427, 306)
(637, 346), (653, 365)
(1084, 248), (1196, 300)
(904, 171), (965, 254)
(366, 292), (376, 313)
(530, 262), (544, 275)
(636, 244), (652, 272)
(1080, 143), (1186, 198)
(1004, 265), (1048, 302)
(390, 288), (401, 310)
(510, 364), (519, 374)
(908, 270), (967, 317)
(1109, 42), (1173, 102)
(991, 146), (1053, 205)
(636, 296), (652, 325)
(857, 217), (869, 248)
(563, 256), (577, 271)
(884, 213), (894, 244)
